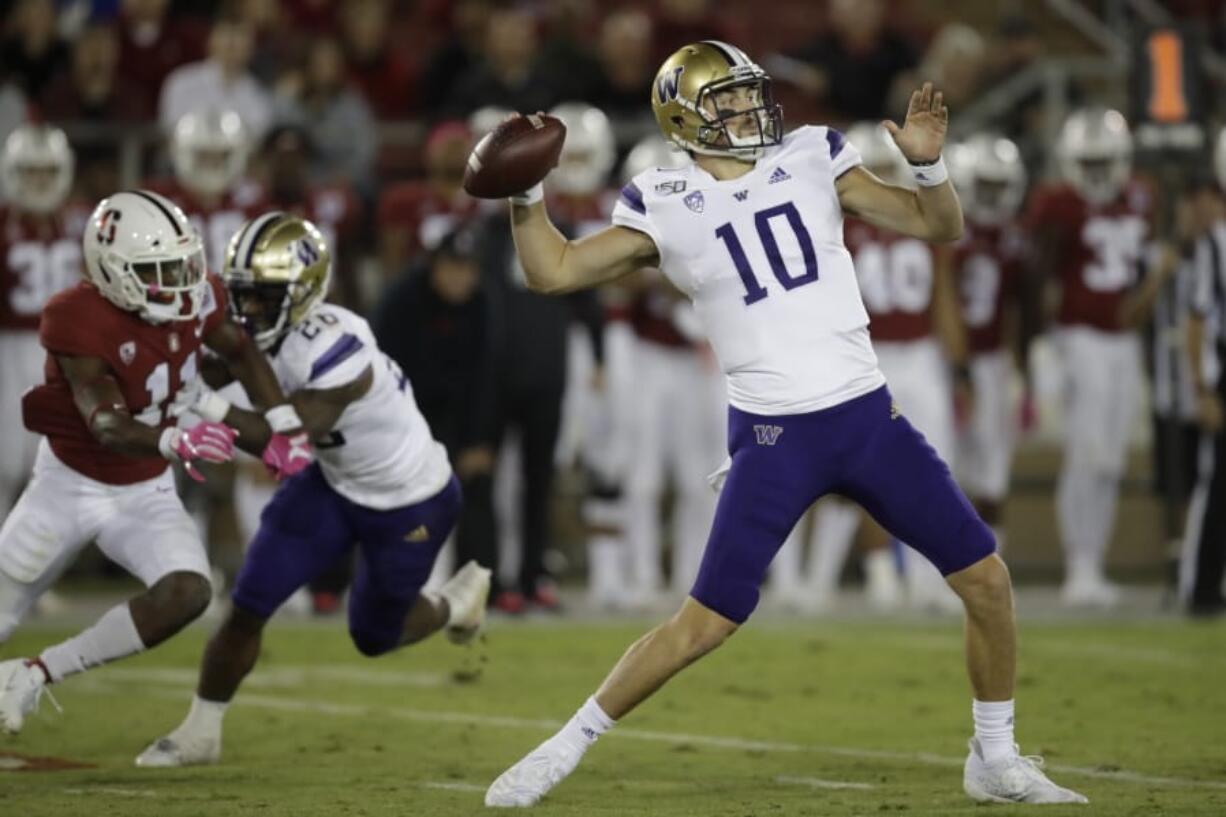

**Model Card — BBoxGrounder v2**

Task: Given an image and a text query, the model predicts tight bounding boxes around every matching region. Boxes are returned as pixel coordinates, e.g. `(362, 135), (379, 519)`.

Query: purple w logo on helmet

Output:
(656, 66), (684, 103)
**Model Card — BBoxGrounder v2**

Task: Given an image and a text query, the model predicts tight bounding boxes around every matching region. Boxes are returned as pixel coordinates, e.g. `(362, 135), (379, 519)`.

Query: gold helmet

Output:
(650, 40), (782, 160)
(222, 212), (331, 350)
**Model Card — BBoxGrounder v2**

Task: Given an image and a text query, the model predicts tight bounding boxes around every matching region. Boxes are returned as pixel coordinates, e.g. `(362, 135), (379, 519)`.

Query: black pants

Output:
(1188, 421), (1226, 612)
(457, 380), (562, 596)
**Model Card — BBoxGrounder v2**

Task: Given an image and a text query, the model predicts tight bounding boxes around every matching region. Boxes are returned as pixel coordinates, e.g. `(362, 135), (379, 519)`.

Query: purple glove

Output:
(159, 421), (238, 482)
(262, 432), (313, 480)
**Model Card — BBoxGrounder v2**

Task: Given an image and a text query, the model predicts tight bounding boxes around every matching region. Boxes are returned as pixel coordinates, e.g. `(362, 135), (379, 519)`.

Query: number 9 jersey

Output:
(263, 303), (451, 510)
(612, 126), (885, 415)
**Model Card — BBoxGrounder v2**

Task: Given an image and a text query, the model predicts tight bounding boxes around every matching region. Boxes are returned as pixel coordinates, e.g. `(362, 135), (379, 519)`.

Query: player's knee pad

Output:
(348, 625), (400, 658)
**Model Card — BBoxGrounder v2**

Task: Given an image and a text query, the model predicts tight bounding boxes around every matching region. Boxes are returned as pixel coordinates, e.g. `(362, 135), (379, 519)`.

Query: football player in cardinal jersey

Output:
(0, 190), (311, 734)
(1025, 108), (1161, 607)
(484, 41), (1085, 807)
(0, 124), (88, 522)
(949, 134), (1028, 549)
(135, 213), (489, 768)
(147, 110), (265, 275)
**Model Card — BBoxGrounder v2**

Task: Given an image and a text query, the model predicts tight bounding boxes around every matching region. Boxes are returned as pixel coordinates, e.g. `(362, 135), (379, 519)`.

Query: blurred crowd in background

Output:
(4, 0), (1226, 619)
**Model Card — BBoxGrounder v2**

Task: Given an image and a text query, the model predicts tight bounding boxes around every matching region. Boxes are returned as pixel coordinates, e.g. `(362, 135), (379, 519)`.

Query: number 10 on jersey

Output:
(716, 202), (819, 305)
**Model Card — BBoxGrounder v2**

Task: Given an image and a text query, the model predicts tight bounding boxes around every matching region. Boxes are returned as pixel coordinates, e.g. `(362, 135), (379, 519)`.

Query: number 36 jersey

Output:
(267, 303), (451, 510)
(612, 126), (885, 415)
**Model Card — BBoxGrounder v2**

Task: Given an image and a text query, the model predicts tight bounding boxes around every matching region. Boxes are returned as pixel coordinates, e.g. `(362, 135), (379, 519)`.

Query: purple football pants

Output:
(233, 464), (461, 655)
(692, 386), (994, 623)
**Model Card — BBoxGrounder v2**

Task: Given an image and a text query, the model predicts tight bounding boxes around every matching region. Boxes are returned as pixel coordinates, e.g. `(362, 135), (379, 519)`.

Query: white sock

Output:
(40, 602), (145, 682)
(178, 694), (228, 738)
(557, 696), (615, 752)
(808, 501), (860, 595)
(973, 699), (1016, 762)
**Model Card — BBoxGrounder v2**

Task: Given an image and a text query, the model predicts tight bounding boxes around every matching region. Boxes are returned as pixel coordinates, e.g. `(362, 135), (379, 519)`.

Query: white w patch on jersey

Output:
(612, 126), (885, 415)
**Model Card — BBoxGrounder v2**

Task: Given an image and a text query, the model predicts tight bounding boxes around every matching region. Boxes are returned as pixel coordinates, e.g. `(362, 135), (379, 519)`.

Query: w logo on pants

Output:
(753, 424), (784, 446)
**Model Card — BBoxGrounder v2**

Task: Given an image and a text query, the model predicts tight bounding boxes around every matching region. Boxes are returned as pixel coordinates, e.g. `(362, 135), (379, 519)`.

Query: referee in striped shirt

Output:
(1182, 175), (1226, 617)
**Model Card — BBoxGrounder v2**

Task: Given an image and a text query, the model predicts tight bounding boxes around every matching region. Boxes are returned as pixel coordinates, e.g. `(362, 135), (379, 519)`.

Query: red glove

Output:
(262, 432), (313, 480)
(159, 421), (238, 482)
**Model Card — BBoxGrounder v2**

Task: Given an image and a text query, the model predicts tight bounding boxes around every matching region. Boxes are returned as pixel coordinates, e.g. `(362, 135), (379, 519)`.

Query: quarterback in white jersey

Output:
(135, 213), (491, 769)
(485, 41), (1086, 807)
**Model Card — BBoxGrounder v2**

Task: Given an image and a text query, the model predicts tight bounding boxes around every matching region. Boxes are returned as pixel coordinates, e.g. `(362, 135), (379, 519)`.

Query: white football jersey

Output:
(612, 126), (885, 415)
(270, 304), (452, 509)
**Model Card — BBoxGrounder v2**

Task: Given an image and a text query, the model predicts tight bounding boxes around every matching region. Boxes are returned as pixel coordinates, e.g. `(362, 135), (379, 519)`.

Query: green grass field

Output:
(2, 613), (1224, 816)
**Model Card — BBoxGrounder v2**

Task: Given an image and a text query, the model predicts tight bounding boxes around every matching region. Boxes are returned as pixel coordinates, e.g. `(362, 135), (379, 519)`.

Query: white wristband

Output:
(910, 155), (948, 187)
(509, 182), (544, 206)
(195, 390), (231, 423)
(264, 404), (303, 433)
(158, 426), (182, 461)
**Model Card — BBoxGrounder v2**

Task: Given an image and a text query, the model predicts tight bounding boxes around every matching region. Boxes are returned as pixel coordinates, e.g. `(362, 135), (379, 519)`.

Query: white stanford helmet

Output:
(845, 121), (910, 187)
(1057, 107), (1132, 206)
(83, 190), (208, 324)
(620, 135), (688, 185)
(467, 105), (513, 139)
(959, 133), (1028, 226)
(548, 102), (617, 197)
(1, 123), (75, 214)
(171, 109), (250, 198)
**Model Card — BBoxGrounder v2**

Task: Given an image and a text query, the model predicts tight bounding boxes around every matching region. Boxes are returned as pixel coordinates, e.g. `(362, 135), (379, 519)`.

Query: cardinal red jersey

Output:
(143, 178), (267, 274)
(845, 218), (936, 342)
(629, 285), (691, 349)
(377, 181), (476, 257)
(21, 275), (228, 485)
(1024, 180), (1153, 332)
(0, 203), (90, 332)
(954, 221), (1025, 354)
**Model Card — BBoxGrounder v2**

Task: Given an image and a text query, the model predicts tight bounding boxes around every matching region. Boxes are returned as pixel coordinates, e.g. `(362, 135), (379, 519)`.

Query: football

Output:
(462, 113), (567, 199)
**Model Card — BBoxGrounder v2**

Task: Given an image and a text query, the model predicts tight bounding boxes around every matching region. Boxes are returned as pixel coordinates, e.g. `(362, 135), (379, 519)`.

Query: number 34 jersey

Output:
(612, 126), (885, 416)
(266, 303), (451, 510)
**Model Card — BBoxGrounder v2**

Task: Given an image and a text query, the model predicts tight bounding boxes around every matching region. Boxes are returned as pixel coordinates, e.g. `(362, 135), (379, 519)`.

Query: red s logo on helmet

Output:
(96, 208), (121, 245)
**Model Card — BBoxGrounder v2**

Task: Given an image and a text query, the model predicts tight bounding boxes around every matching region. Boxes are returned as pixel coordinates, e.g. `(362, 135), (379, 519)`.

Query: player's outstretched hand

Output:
(160, 421), (239, 482)
(262, 432), (313, 481)
(882, 81), (948, 164)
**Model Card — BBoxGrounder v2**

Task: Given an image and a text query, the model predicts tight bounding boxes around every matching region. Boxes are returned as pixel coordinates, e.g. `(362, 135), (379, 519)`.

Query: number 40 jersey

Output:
(612, 126), (886, 416)
(266, 303), (451, 510)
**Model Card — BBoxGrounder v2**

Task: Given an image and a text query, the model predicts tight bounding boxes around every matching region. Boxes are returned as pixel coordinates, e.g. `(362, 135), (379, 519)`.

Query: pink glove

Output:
(262, 432), (313, 480)
(159, 421), (238, 482)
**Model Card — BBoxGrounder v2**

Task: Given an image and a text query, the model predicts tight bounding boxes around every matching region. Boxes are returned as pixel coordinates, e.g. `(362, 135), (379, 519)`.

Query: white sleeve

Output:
(1191, 236), (1217, 318)
(611, 177), (664, 258)
(281, 324), (374, 392)
(823, 127), (862, 179)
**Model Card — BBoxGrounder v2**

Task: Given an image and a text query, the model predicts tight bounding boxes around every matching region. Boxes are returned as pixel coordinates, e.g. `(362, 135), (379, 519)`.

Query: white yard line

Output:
(775, 775), (875, 790)
(420, 781), (488, 793)
(63, 787), (158, 798)
(76, 682), (1226, 792)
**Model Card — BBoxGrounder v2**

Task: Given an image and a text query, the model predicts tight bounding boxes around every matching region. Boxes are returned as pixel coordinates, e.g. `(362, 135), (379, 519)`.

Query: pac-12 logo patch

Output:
(753, 424), (783, 446)
(684, 190), (705, 213)
(118, 341), (136, 366)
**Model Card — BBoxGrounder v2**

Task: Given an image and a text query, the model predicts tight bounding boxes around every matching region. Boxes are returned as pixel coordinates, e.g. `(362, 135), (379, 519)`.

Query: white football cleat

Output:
(135, 732), (221, 768)
(439, 560), (492, 645)
(0, 658), (56, 734)
(485, 734), (585, 808)
(964, 738), (1089, 804)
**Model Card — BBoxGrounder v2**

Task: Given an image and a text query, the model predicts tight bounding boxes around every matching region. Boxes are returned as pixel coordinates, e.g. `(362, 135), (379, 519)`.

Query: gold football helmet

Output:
(650, 40), (782, 160)
(222, 212), (331, 350)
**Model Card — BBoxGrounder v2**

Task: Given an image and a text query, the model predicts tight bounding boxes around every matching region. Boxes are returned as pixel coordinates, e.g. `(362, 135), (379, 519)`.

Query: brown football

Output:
(462, 114), (567, 199)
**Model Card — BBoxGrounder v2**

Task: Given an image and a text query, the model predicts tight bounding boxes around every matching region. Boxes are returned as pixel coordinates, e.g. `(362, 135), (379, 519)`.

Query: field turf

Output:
(1, 612), (1223, 816)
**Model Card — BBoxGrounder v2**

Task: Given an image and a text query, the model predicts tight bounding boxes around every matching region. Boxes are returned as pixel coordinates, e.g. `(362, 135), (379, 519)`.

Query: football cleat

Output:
(485, 734), (586, 808)
(964, 738), (1089, 804)
(439, 560), (491, 645)
(0, 658), (57, 734)
(1060, 575), (1121, 609)
(135, 733), (220, 768)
